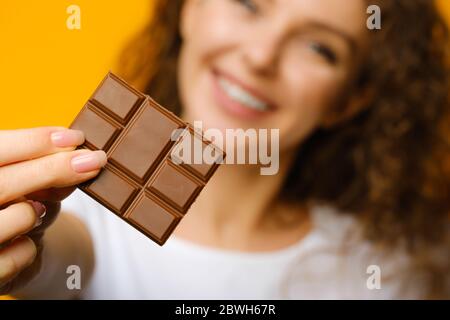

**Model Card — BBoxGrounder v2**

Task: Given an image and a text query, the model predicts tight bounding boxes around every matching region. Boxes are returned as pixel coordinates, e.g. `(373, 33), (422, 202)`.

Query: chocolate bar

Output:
(70, 72), (224, 245)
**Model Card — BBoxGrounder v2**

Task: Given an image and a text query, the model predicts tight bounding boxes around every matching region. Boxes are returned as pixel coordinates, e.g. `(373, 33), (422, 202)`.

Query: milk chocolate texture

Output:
(70, 72), (224, 245)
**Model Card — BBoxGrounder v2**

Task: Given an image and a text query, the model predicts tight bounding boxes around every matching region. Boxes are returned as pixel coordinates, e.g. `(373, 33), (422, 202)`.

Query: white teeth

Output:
(218, 77), (269, 111)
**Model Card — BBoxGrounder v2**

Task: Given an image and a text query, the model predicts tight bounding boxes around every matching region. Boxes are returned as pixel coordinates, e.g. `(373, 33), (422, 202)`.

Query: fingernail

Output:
(51, 129), (85, 148)
(71, 151), (107, 173)
(27, 200), (47, 228)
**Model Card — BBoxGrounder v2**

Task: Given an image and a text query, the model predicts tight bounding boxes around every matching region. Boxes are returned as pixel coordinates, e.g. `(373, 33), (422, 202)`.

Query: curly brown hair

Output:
(118, 0), (450, 298)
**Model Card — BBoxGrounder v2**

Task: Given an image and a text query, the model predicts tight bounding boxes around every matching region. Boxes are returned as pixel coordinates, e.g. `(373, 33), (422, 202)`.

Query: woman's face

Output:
(178, 0), (369, 152)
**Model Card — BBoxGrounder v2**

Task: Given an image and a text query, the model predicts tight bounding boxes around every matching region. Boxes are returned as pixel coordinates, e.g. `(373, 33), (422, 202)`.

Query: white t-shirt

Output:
(60, 189), (421, 299)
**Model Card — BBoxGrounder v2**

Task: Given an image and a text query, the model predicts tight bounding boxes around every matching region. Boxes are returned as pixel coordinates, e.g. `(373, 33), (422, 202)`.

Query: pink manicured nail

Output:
(27, 200), (47, 227)
(71, 151), (107, 173)
(51, 129), (85, 148)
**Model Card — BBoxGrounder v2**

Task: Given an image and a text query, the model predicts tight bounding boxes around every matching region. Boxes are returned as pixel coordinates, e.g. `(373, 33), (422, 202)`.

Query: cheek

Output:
(178, 2), (239, 120)
(275, 66), (346, 150)
(180, 0), (246, 73)
(185, 19), (231, 60)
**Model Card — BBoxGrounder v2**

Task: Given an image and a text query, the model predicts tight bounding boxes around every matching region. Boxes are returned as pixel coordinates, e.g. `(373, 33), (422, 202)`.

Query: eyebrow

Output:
(302, 21), (358, 54)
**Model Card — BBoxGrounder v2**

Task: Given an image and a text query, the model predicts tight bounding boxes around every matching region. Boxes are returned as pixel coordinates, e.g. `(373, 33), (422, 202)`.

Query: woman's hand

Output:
(0, 127), (106, 295)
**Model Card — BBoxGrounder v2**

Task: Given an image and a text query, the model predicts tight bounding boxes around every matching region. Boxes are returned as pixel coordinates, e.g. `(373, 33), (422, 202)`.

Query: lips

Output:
(217, 76), (269, 111)
(211, 68), (276, 120)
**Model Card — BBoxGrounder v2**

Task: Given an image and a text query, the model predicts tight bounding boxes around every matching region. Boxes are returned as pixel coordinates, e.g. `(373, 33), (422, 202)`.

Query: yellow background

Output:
(440, 0), (450, 22)
(0, 1), (151, 129)
(0, 0), (449, 301)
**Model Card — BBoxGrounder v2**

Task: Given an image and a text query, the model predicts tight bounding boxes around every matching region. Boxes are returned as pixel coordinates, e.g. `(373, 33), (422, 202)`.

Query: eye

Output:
(309, 42), (338, 64)
(233, 0), (259, 13)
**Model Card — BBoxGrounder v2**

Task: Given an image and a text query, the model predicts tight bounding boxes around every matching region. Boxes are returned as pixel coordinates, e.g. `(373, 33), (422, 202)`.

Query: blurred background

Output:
(0, 1), (448, 130)
(0, 0), (449, 300)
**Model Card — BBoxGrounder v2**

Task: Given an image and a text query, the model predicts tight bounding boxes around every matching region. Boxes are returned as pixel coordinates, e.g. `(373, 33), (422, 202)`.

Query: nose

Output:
(241, 28), (284, 77)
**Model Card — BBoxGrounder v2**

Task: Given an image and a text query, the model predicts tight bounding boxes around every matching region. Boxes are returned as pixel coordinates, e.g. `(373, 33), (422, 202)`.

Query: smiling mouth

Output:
(212, 69), (276, 118)
(217, 76), (270, 112)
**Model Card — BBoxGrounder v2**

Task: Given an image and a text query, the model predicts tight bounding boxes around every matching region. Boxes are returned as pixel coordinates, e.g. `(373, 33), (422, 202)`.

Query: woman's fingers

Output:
(0, 127), (85, 167)
(0, 245), (43, 296)
(29, 201), (61, 233)
(0, 201), (45, 244)
(0, 149), (107, 204)
(26, 186), (76, 202)
(0, 237), (37, 289)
